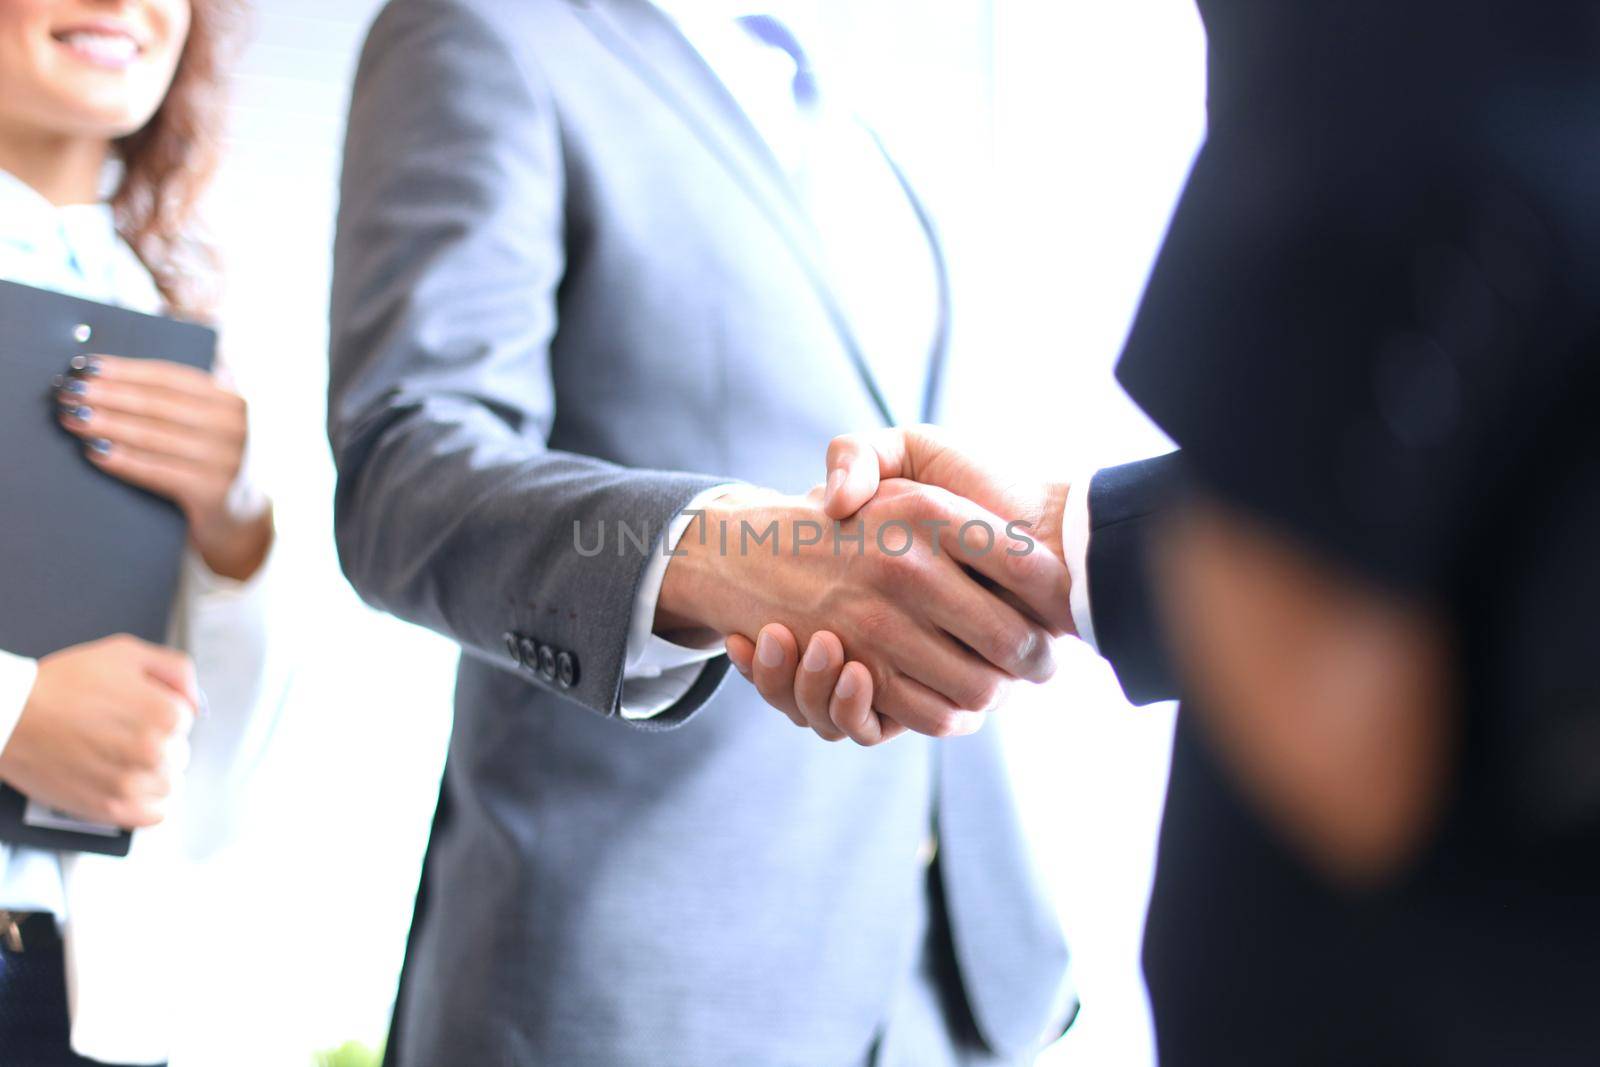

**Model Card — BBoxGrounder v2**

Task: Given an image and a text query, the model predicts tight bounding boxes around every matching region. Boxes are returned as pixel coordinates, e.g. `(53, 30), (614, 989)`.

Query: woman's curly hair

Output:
(109, 0), (245, 320)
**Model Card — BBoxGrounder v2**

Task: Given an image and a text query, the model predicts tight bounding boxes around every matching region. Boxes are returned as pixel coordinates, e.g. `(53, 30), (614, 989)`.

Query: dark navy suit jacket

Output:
(1085, 3), (1600, 1063)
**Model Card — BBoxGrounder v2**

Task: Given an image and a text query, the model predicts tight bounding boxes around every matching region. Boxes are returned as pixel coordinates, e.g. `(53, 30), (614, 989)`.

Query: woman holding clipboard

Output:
(0, 1), (279, 1063)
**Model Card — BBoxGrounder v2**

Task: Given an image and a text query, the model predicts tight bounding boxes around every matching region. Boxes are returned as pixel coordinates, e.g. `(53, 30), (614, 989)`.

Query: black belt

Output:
(0, 910), (159, 1067)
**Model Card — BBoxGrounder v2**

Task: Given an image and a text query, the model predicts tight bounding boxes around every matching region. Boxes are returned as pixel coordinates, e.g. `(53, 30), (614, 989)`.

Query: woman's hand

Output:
(0, 636), (200, 828)
(57, 355), (273, 580)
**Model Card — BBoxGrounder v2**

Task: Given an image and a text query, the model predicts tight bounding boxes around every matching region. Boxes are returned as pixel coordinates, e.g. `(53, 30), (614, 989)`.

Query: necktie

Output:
(735, 13), (820, 108)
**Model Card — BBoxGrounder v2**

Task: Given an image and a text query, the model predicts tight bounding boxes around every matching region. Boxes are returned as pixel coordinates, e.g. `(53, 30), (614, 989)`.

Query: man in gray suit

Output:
(328, 1), (1076, 1063)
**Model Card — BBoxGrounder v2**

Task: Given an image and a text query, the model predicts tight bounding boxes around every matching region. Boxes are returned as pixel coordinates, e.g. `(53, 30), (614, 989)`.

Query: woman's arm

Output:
(54, 353), (282, 852)
(1154, 498), (1453, 887)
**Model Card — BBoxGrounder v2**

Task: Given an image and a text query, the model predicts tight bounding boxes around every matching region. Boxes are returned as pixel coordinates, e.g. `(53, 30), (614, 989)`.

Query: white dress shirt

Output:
(0, 167), (284, 1064)
(620, 1), (945, 717)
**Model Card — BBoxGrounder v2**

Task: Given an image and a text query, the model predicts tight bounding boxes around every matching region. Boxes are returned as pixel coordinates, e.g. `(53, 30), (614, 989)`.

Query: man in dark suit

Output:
(327, 1), (1076, 1064)
(736, 2), (1600, 1063)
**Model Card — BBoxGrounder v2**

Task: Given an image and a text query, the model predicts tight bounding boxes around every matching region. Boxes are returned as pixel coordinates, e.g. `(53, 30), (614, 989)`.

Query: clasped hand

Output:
(667, 426), (1072, 746)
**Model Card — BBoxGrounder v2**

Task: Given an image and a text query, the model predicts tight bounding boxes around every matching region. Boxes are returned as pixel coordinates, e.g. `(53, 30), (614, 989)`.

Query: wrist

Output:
(0, 653), (40, 781)
(190, 500), (274, 581)
(1026, 481), (1071, 562)
(656, 486), (784, 639)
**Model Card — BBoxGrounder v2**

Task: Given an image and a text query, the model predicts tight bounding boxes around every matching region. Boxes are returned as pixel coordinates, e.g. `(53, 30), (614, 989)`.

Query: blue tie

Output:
(736, 13), (820, 108)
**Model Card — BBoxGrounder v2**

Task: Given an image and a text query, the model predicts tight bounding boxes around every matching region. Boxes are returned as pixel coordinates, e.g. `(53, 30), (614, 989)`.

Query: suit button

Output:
(537, 644), (558, 681)
(504, 632), (523, 666)
(556, 651), (578, 689)
(518, 637), (539, 671)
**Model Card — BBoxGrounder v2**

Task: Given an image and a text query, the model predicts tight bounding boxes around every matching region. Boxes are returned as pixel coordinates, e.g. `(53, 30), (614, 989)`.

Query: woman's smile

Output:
(50, 19), (149, 72)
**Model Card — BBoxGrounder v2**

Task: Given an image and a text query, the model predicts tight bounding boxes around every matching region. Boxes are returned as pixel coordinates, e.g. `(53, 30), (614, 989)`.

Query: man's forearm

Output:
(332, 403), (727, 719)
(1084, 453), (1186, 706)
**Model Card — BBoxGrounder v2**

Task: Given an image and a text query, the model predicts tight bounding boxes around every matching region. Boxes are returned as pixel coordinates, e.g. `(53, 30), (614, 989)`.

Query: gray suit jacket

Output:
(329, 1), (1072, 1063)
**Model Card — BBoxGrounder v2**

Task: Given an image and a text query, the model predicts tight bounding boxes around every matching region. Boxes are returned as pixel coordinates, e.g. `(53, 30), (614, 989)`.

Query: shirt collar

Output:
(0, 167), (118, 252)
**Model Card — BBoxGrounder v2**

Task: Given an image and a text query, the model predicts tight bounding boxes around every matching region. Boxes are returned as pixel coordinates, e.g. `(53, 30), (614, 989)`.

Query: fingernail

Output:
(825, 467), (846, 502)
(835, 669), (859, 700)
(757, 631), (784, 668)
(803, 639), (829, 672)
(88, 438), (112, 455)
(65, 405), (91, 422)
(69, 355), (101, 375)
(60, 378), (87, 395)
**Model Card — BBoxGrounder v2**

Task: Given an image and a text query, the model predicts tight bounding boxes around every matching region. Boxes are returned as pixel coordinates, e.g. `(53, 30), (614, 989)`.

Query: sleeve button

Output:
(556, 651), (578, 690)
(537, 644), (558, 682)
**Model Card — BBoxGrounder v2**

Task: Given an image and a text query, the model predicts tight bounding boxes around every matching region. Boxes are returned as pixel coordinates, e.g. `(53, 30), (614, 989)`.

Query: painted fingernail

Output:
(68, 355), (101, 375)
(803, 638), (829, 672)
(757, 631), (784, 668)
(60, 378), (87, 395)
(63, 405), (91, 422)
(88, 438), (112, 455)
(835, 669), (860, 700)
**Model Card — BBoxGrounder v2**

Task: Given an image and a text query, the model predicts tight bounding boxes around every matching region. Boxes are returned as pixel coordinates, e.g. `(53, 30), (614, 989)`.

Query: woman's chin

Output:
(46, 95), (162, 143)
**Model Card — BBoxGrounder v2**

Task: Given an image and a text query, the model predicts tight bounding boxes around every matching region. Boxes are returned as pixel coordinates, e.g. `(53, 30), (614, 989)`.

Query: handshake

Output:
(654, 426), (1075, 746)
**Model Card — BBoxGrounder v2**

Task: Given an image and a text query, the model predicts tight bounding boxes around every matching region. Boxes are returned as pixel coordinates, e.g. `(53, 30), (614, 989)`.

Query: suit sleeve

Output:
(1084, 454), (1185, 706)
(328, 0), (729, 726)
(1115, 13), (1600, 603)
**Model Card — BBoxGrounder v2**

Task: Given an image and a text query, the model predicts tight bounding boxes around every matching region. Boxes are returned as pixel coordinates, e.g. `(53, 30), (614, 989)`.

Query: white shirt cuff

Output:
(620, 484), (742, 720)
(0, 648), (39, 764)
(1064, 473), (1097, 652)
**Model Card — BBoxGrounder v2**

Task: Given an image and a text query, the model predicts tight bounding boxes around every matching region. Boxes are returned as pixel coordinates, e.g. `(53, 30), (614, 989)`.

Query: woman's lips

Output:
(52, 28), (145, 71)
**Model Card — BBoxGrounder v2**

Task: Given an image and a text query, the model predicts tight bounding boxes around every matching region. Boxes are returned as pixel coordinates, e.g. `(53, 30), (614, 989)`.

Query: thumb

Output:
(823, 426), (957, 520)
(823, 429), (903, 519)
(141, 646), (200, 711)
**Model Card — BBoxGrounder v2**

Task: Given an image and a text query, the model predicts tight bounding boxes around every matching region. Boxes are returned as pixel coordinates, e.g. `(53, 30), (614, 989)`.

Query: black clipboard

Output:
(0, 279), (216, 856)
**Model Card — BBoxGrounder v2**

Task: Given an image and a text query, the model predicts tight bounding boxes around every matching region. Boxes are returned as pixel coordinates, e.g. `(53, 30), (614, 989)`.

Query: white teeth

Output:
(59, 32), (139, 64)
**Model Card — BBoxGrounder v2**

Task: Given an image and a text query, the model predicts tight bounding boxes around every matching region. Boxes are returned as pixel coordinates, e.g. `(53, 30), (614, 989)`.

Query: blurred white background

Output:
(178, 1), (1207, 1063)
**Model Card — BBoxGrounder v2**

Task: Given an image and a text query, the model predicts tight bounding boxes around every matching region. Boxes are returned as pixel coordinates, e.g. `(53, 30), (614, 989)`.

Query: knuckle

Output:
(113, 775), (144, 806)
(979, 621), (1028, 673)
(926, 710), (965, 739)
(852, 603), (900, 640)
(1002, 541), (1046, 585)
(873, 546), (919, 580)
(148, 698), (181, 733)
(870, 662), (908, 703)
(961, 675), (1006, 714)
(103, 798), (134, 827)
(132, 734), (166, 770)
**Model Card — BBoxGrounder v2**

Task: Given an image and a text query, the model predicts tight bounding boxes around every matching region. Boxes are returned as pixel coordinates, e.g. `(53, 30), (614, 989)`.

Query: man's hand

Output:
(824, 425), (1073, 631)
(723, 427), (1076, 745)
(656, 478), (1068, 738)
(726, 624), (902, 745)
(0, 636), (199, 828)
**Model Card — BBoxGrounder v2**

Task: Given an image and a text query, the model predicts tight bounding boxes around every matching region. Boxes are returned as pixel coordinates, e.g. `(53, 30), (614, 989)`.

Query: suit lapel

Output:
(869, 128), (953, 425)
(568, 0), (895, 425)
